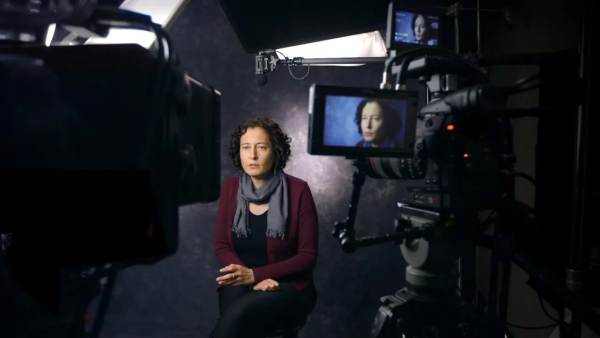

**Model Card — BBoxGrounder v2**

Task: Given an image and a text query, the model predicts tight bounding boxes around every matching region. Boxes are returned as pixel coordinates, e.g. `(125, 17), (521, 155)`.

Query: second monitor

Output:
(308, 85), (419, 158)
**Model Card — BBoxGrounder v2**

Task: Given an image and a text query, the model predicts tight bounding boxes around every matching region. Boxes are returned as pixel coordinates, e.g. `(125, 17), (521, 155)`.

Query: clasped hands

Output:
(216, 264), (279, 291)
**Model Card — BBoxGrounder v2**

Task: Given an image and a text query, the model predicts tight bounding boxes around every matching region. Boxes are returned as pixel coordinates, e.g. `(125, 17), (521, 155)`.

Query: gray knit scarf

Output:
(232, 170), (288, 239)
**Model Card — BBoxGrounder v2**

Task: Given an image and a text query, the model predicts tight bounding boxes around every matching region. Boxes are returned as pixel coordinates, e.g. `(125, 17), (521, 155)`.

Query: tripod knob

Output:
(332, 221), (356, 253)
(332, 220), (346, 238)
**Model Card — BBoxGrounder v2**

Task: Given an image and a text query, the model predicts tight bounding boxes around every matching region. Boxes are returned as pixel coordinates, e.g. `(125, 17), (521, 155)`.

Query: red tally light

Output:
(463, 153), (471, 158)
(446, 124), (455, 131)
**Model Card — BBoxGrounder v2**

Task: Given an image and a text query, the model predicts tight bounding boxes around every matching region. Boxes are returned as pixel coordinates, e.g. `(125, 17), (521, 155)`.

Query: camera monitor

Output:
(308, 85), (419, 158)
(386, 2), (449, 50)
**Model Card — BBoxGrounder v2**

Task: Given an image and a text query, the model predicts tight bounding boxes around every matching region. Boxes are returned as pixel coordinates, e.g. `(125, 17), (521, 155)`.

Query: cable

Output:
(504, 83), (540, 96)
(511, 172), (536, 186)
(503, 289), (562, 331)
(275, 50), (288, 60)
(480, 209), (497, 228)
(537, 292), (561, 323)
(513, 73), (539, 89)
(493, 70), (540, 97)
(287, 64), (310, 80)
(275, 50), (310, 80)
(506, 322), (558, 330)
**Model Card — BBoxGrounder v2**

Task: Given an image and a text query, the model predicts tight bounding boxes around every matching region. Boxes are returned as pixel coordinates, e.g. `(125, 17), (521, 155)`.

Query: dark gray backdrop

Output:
(99, 1), (408, 337)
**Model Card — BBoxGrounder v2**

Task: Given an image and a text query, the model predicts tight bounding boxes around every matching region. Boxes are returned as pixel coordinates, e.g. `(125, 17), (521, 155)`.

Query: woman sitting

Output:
(212, 117), (318, 338)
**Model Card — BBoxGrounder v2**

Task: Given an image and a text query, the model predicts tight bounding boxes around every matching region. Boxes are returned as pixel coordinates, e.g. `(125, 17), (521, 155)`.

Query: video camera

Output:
(308, 76), (512, 216)
(385, 4), (448, 49)
(307, 1), (515, 336)
(1, 2), (220, 316)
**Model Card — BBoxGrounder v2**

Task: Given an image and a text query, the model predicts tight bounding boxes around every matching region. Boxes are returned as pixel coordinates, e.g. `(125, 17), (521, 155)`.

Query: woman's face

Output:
(360, 101), (385, 145)
(240, 127), (275, 180)
(414, 15), (427, 43)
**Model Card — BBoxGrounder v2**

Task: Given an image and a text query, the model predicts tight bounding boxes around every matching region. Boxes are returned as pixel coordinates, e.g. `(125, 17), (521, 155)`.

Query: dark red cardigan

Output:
(214, 174), (318, 290)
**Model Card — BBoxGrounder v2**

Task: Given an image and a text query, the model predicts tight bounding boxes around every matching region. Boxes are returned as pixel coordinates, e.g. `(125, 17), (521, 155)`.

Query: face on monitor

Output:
(308, 85), (418, 158)
(394, 11), (440, 47)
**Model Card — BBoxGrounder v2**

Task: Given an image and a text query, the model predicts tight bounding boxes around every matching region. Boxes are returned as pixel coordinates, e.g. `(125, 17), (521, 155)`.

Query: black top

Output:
(233, 211), (268, 268)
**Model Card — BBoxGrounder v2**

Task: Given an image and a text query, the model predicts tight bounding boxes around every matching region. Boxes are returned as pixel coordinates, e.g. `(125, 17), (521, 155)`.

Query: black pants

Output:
(211, 283), (316, 338)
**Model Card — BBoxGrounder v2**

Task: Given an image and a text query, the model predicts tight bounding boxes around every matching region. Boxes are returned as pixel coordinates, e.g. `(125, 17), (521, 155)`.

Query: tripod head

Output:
(331, 164), (475, 292)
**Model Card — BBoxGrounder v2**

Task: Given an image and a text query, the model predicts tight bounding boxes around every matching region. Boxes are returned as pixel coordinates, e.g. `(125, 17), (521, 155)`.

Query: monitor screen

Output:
(308, 85), (419, 158)
(394, 10), (440, 47)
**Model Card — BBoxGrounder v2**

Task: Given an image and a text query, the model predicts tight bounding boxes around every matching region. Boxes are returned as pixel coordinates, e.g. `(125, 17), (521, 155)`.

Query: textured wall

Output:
(99, 1), (408, 337)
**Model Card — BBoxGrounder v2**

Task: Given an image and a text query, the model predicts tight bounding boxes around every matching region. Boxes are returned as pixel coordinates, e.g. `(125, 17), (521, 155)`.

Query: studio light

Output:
(276, 30), (387, 65)
(84, 0), (188, 48)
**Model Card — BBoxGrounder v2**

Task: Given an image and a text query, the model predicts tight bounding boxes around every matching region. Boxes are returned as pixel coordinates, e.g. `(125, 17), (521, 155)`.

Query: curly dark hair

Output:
(229, 117), (291, 171)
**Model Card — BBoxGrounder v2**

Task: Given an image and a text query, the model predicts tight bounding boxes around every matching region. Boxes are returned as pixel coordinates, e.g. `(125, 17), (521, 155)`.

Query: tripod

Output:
(332, 167), (505, 338)
(370, 236), (501, 338)
(371, 278), (474, 338)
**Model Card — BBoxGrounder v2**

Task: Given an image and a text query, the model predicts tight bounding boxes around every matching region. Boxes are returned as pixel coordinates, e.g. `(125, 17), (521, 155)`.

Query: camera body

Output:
(401, 84), (511, 214)
(314, 75), (515, 338)
(1, 10), (221, 265)
(308, 82), (512, 216)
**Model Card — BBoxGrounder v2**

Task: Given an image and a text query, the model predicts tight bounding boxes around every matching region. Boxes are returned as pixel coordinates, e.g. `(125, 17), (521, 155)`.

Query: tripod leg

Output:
(90, 269), (117, 338)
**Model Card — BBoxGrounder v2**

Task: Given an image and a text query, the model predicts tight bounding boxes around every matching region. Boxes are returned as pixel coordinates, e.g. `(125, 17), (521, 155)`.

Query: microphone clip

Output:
(255, 50), (279, 75)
